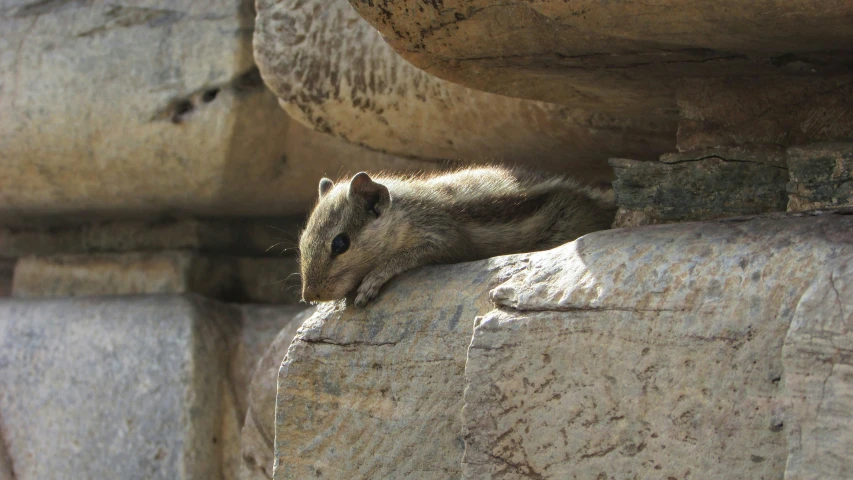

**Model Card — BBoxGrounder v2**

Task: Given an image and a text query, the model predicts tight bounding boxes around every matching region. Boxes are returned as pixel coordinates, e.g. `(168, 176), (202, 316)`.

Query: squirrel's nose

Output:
(302, 285), (320, 302)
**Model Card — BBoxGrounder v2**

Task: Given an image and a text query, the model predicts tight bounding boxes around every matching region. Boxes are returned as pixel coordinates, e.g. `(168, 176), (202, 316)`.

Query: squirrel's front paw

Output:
(354, 276), (382, 308)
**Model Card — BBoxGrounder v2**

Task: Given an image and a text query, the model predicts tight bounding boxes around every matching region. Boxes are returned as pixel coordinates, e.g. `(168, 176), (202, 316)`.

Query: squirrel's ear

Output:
(349, 172), (390, 215)
(318, 178), (334, 197)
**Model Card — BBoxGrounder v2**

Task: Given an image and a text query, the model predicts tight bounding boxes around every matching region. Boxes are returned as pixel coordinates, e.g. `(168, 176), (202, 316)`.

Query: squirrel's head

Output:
(299, 172), (392, 303)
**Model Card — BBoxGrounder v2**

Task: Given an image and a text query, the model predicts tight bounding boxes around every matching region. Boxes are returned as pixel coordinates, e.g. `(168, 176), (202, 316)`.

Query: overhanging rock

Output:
(347, 0), (853, 119)
(273, 211), (853, 479)
(254, 0), (674, 181)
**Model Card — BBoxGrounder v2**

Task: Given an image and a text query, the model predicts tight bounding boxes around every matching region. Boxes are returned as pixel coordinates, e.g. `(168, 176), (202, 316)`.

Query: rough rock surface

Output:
(254, 0), (674, 180)
(272, 260), (520, 479)
(783, 257), (853, 479)
(0, 296), (238, 479)
(788, 143), (853, 211)
(272, 211), (853, 479)
(348, 0), (853, 118)
(10, 252), (302, 304)
(464, 213), (853, 479)
(0, 0), (433, 225)
(610, 153), (789, 227)
(240, 307), (315, 480)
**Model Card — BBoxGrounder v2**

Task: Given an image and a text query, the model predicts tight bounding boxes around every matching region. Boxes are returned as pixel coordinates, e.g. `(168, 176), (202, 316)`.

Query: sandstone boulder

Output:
(273, 210), (853, 479)
(254, 0), (674, 181)
(347, 0), (853, 120)
(0, 0), (432, 226)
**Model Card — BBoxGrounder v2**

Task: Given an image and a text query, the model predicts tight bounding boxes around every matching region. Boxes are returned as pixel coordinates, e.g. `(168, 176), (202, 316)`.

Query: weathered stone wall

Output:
(0, 296), (309, 480)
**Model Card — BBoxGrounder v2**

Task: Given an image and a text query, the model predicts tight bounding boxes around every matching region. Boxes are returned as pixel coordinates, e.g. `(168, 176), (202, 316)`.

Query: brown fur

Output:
(299, 166), (616, 307)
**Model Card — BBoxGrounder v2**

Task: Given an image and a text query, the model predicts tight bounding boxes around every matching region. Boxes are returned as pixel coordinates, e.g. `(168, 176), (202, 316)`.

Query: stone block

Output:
(11, 252), (213, 298)
(0, 218), (302, 257)
(0, 295), (239, 479)
(11, 252), (302, 304)
(610, 153), (789, 227)
(254, 0), (673, 181)
(0, 0), (433, 225)
(787, 143), (853, 211)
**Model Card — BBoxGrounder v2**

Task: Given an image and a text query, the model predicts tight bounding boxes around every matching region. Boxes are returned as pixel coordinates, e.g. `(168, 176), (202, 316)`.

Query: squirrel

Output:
(298, 166), (616, 307)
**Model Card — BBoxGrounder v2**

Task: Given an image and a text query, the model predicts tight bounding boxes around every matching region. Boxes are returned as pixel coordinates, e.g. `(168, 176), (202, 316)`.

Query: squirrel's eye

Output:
(330, 233), (350, 256)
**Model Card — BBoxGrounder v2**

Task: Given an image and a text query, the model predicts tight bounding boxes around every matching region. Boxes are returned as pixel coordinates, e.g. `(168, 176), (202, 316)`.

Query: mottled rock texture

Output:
(254, 0), (674, 181)
(273, 211), (853, 479)
(0, 295), (308, 480)
(348, 0), (853, 120)
(788, 143), (853, 211)
(241, 307), (315, 480)
(0, 0), (432, 225)
(610, 152), (789, 227)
